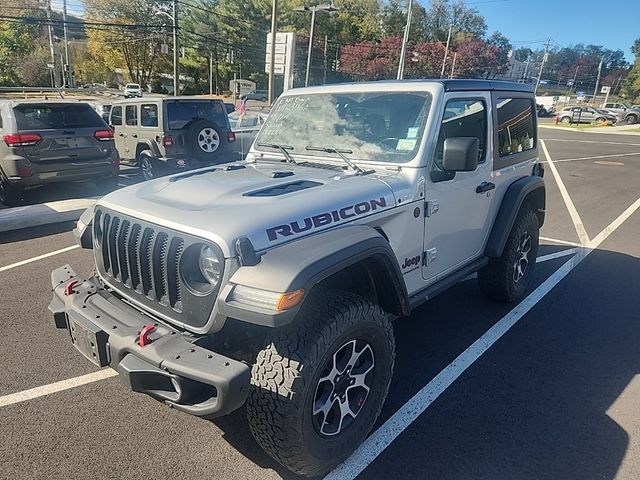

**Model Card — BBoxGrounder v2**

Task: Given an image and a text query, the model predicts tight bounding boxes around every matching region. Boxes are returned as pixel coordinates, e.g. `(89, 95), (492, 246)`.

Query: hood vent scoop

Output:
(271, 171), (294, 178)
(245, 180), (322, 197)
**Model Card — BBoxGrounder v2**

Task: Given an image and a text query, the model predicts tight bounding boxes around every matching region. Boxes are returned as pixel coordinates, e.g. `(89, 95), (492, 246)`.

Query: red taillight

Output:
(17, 166), (33, 177)
(227, 131), (236, 142)
(162, 134), (174, 147)
(94, 129), (114, 141)
(3, 133), (42, 147)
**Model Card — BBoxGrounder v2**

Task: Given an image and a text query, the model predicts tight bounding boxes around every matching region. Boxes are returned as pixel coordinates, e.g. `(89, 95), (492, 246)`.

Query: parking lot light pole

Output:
(268, 0), (278, 106)
(294, 4), (338, 87)
(155, 7), (179, 96)
(397, 0), (413, 80)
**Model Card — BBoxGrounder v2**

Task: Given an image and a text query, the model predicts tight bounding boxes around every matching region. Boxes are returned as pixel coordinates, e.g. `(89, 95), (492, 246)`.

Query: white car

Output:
(123, 83), (143, 98)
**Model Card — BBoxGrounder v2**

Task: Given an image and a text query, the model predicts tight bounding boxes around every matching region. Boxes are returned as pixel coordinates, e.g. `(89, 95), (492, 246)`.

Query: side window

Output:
(496, 97), (535, 157)
(110, 106), (122, 125)
(431, 98), (487, 183)
(125, 105), (138, 126)
(240, 115), (259, 128)
(141, 104), (158, 127)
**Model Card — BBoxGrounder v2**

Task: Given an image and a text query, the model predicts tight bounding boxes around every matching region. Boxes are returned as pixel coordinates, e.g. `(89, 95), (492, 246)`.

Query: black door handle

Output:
(131, 134), (138, 138)
(476, 181), (495, 193)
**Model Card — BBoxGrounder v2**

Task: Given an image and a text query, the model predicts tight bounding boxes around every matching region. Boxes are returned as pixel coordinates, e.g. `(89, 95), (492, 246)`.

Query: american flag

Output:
(235, 98), (247, 117)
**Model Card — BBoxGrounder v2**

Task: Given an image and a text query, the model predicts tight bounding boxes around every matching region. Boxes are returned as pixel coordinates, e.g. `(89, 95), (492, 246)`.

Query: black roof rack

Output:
(439, 79), (533, 93)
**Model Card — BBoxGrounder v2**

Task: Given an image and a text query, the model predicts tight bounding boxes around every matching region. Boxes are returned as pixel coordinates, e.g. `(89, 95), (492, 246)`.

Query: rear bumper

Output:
(3, 157), (118, 187)
(48, 265), (251, 418)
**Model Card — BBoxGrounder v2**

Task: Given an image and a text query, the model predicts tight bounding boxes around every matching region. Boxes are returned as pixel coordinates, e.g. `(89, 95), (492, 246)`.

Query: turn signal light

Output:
(275, 289), (305, 311)
(3, 133), (42, 147)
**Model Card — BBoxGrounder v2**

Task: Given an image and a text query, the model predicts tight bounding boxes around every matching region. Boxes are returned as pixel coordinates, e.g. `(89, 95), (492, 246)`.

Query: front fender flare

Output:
(218, 225), (409, 327)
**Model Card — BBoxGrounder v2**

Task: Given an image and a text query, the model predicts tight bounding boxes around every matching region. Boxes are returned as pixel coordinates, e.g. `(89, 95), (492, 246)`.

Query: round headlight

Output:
(199, 245), (221, 287)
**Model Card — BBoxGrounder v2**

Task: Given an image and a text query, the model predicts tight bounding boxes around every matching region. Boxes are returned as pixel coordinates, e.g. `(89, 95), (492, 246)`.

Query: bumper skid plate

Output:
(49, 264), (251, 418)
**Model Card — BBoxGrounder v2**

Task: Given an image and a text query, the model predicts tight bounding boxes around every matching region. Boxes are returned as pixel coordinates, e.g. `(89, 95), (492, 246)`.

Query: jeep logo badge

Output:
(266, 197), (387, 241)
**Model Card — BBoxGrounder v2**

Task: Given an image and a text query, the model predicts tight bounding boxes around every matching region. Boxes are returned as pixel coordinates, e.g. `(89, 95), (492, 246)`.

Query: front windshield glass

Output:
(255, 91), (432, 163)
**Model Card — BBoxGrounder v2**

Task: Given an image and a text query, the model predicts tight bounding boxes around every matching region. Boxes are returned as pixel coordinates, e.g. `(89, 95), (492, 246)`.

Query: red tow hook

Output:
(139, 325), (156, 347)
(64, 280), (80, 296)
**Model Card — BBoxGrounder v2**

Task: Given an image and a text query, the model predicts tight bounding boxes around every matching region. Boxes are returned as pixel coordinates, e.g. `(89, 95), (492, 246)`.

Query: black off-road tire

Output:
(186, 120), (223, 160)
(139, 151), (163, 181)
(246, 290), (395, 478)
(0, 177), (24, 206)
(478, 209), (539, 302)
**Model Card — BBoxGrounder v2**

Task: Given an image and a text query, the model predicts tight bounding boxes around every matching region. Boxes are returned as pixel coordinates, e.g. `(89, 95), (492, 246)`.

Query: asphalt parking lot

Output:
(1, 127), (639, 480)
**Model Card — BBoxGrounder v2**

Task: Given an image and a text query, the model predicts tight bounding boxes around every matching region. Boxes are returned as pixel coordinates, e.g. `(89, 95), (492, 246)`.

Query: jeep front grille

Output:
(93, 207), (219, 328)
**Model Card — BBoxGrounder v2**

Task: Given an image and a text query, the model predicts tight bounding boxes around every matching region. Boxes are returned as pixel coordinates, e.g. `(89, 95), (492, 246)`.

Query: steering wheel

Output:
(380, 138), (399, 150)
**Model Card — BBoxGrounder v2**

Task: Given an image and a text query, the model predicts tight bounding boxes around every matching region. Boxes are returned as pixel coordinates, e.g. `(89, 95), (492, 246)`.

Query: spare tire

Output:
(185, 120), (224, 160)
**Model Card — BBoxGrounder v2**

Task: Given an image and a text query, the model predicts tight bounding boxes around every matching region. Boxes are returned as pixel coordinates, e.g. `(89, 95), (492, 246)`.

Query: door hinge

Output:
(425, 200), (439, 217)
(422, 248), (438, 266)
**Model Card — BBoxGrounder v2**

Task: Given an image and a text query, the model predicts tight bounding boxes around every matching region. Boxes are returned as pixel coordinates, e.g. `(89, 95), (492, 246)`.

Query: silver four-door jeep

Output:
(50, 80), (545, 477)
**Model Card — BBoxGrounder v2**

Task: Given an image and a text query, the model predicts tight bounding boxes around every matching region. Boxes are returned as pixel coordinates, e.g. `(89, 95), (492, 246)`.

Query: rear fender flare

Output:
(485, 176), (545, 257)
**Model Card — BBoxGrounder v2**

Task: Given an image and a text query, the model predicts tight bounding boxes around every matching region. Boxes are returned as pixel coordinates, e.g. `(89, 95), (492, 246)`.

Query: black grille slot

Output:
(93, 208), (220, 328)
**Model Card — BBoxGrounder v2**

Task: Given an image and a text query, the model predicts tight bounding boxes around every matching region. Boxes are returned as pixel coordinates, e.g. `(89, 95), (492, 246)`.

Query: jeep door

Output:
(422, 92), (494, 282)
(121, 104), (139, 161)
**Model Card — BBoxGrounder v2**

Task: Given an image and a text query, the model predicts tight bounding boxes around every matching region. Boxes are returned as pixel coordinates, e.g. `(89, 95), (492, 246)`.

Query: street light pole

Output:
(592, 56), (603, 106)
(534, 38), (551, 95)
(62, 0), (73, 87)
(172, 0), (179, 96)
(440, 24), (453, 78)
(268, 0), (278, 106)
(397, 0), (412, 80)
(295, 4), (338, 87)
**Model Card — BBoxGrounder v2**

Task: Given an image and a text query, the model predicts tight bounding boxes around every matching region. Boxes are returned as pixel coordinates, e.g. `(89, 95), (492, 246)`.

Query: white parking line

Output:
(540, 236), (583, 247)
(540, 139), (590, 246)
(0, 370), (118, 408)
(536, 248), (580, 263)
(540, 151), (640, 164)
(325, 198), (640, 480)
(0, 245), (79, 273)
(542, 139), (640, 146)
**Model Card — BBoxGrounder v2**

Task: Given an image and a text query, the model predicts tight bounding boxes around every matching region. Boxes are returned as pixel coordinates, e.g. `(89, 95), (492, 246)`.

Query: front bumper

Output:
(48, 265), (250, 418)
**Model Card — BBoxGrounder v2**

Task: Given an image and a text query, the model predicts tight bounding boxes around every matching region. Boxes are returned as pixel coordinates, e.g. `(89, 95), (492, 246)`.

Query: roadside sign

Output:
(577, 91), (586, 101)
(46, 63), (54, 69)
(266, 43), (287, 54)
(601, 86), (611, 94)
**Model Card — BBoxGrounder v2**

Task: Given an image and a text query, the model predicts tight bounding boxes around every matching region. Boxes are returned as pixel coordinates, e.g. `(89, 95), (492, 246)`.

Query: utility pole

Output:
(613, 75), (623, 96)
(323, 35), (328, 84)
(568, 65), (579, 95)
(534, 38), (551, 95)
(592, 56), (604, 106)
(305, 7), (317, 86)
(209, 51), (213, 97)
(45, 0), (58, 88)
(449, 52), (457, 79)
(521, 56), (530, 83)
(268, 0), (278, 105)
(397, 0), (413, 80)
(62, 0), (73, 88)
(172, 0), (180, 96)
(440, 24), (453, 78)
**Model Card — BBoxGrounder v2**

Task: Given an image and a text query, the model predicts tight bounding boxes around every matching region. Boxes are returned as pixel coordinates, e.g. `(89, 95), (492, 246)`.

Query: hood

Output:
(98, 161), (397, 256)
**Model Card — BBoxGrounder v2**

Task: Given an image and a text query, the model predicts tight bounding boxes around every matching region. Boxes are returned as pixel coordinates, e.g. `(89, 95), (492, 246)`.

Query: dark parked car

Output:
(0, 100), (119, 206)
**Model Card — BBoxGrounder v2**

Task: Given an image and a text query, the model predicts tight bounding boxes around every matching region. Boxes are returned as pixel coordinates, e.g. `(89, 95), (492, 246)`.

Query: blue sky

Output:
(471, 0), (639, 61)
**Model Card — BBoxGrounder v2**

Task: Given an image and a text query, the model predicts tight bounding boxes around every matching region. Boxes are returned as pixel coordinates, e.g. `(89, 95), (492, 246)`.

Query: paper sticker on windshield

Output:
(396, 139), (417, 151)
(407, 127), (419, 139)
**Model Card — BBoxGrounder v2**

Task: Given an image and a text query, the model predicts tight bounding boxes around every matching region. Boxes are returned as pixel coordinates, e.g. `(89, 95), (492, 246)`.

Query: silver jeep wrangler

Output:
(50, 80), (545, 477)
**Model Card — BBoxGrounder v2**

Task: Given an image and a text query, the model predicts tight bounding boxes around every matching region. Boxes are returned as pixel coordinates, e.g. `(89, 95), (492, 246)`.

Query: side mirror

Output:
(442, 137), (479, 172)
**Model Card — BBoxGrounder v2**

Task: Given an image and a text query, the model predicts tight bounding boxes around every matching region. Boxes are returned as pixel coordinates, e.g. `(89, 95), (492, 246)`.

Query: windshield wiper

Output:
(305, 145), (368, 174)
(257, 143), (297, 164)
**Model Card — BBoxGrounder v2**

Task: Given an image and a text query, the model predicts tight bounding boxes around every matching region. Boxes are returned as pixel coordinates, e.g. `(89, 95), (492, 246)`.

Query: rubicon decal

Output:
(266, 197), (388, 241)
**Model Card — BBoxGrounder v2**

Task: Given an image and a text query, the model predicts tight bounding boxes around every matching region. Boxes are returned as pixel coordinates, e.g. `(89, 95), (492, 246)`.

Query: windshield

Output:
(255, 91), (432, 163)
(126, 84), (140, 89)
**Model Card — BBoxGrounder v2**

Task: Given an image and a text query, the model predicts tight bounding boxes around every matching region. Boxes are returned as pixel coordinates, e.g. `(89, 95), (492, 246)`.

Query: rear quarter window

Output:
(110, 105), (123, 125)
(165, 101), (228, 130)
(13, 103), (105, 130)
(496, 97), (536, 157)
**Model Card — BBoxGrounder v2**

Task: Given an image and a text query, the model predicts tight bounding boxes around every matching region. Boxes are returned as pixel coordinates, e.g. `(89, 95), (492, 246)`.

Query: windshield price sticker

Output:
(396, 138), (417, 151)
